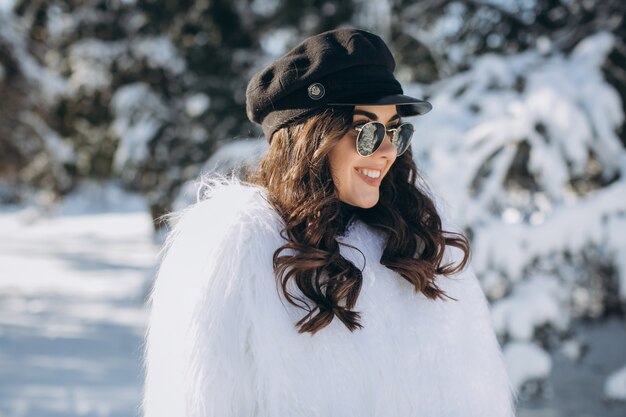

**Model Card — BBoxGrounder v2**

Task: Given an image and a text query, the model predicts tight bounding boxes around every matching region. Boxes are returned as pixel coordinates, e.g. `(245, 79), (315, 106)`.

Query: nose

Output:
(376, 134), (397, 159)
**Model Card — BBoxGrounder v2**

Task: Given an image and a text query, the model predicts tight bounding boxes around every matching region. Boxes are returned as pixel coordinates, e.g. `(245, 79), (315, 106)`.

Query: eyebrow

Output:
(353, 109), (401, 123)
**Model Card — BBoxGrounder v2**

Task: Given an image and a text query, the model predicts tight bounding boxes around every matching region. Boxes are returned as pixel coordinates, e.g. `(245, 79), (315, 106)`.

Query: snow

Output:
(110, 83), (169, 175)
(68, 39), (125, 93)
(259, 28), (297, 58)
(491, 276), (568, 341)
(504, 341), (553, 392)
(250, 0), (280, 18)
(559, 339), (584, 362)
(54, 180), (149, 216)
(0, 13), (66, 101)
(572, 31), (615, 67)
(605, 364), (626, 401)
(184, 93), (211, 118)
(472, 179), (626, 286)
(419, 32), (623, 226)
(0, 0), (16, 13)
(46, 5), (77, 42)
(131, 36), (186, 75)
(0, 183), (158, 417)
(353, 0), (392, 40)
(20, 112), (75, 164)
(607, 215), (626, 299)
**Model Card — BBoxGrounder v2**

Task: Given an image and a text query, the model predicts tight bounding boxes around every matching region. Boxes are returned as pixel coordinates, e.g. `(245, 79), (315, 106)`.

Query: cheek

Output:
(329, 160), (347, 191)
(329, 138), (360, 187)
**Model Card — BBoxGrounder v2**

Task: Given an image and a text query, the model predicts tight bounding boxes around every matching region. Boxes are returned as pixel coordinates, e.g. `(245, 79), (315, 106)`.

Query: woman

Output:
(143, 28), (516, 417)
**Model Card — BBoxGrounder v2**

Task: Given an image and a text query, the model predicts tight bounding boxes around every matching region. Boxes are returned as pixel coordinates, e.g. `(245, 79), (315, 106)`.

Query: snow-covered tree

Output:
(1, 0), (359, 222)
(412, 31), (626, 398)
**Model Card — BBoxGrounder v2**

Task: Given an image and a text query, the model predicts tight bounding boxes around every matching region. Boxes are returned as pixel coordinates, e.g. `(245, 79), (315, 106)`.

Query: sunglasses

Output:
(353, 121), (415, 157)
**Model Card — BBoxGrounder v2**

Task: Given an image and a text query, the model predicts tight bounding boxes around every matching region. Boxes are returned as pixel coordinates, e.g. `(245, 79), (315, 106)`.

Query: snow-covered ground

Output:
(0, 183), (158, 417)
(1, 181), (625, 417)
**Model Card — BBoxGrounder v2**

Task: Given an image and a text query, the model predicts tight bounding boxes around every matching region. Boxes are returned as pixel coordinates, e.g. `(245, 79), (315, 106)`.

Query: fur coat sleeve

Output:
(142, 183), (268, 417)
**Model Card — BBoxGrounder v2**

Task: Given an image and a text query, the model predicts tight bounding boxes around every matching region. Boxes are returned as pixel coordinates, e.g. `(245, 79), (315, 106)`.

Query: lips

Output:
(354, 167), (384, 186)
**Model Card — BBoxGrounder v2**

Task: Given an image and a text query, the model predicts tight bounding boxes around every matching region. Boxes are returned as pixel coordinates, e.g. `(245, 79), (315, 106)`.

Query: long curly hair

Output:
(247, 106), (470, 335)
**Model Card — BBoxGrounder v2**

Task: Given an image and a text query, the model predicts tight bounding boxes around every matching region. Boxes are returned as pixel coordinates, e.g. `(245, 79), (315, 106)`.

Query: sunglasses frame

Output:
(353, 121), (414, 157)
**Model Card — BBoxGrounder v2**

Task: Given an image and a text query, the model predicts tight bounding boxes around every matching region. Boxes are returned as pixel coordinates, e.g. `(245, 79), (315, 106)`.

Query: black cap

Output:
(246, 28), (432, 140)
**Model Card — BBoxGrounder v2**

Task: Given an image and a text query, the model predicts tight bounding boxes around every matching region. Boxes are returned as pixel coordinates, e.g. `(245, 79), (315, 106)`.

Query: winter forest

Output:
(1, 0), (625, 416)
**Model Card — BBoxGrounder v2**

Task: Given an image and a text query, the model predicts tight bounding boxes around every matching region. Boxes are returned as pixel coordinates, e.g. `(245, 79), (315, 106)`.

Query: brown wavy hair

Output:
(247, 106), (470, 335)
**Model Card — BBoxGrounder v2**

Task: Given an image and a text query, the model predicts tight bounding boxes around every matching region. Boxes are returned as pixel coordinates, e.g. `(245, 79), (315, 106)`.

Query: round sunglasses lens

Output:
(357, 122), (386, 156)
(394, 123), (415, 156)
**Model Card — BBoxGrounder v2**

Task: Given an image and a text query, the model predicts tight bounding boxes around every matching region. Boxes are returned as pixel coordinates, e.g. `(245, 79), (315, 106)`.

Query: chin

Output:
(350, 192), (380, 209)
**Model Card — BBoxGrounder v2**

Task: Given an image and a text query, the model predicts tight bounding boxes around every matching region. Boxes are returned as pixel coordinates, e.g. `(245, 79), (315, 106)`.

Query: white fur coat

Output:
(142, 180), (516, 417)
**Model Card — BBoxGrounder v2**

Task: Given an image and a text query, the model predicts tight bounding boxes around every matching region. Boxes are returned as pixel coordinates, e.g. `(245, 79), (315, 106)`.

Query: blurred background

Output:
(1, 0), (625, 416)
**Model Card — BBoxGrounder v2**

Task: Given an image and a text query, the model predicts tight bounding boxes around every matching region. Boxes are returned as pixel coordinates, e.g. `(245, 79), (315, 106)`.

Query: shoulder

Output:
(150, 178), (285, 325)
(164, 178), (284, 254)
(153, 178), (285, 301)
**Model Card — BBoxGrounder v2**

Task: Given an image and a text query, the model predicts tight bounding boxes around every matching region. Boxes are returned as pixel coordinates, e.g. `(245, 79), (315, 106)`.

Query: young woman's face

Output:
(328, 104), (401, 208)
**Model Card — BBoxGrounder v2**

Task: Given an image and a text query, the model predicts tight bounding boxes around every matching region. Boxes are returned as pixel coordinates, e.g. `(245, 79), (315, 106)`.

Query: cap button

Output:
(307, 83), (325, 100)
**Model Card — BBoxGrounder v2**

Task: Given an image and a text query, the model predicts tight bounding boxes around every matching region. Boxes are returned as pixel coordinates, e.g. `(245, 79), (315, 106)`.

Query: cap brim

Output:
(327, 93), (432, 116)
